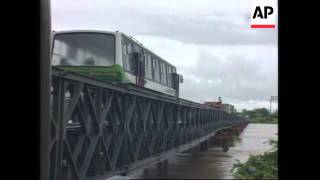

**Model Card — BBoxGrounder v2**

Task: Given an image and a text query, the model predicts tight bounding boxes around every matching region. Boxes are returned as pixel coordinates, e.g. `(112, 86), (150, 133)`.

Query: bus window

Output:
(159, 61), (162, 83)
(172, 67), (176, 74)
(122, 41), (128, 70)
(127, 43), (138, 73)
(126, 42), (133, 71)
(52, 33), (115, 66)
(154, 58), (161, 82)
(151, 57), (155, 80)
(161, 63), (167, 85)
(147, 54), (152, 79)
(144, 53), (148, 77)
(167, 66), (172, 87)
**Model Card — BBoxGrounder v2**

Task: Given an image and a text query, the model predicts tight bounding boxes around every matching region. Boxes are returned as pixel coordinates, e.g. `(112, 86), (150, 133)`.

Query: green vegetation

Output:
(231, 139), (278, 179)
(234, 108), (278, 124)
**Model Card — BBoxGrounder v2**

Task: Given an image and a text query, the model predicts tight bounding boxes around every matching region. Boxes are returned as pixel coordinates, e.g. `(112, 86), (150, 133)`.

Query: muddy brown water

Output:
(108, 123), (278, 179)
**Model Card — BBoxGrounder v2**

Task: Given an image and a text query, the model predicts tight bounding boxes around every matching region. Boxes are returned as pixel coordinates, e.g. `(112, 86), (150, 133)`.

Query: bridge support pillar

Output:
(157, 162), (163, 173)
(163, 159), (168, 172)
(222, 140), (229, 152)
(200, 140), (209, 152)
(120, 166), (129, 176)
(156, 160), (169, 173)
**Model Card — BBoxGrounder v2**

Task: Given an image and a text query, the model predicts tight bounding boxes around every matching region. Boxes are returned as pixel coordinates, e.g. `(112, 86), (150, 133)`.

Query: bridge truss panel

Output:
(49, 67), (248, 180)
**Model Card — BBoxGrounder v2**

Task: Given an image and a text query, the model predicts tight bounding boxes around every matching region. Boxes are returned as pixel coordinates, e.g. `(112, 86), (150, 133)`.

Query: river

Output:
(109, 123), (278, 179)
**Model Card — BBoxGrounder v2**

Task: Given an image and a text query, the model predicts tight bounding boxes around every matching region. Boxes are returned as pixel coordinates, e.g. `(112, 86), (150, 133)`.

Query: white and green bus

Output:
(51, 30), (183, 97)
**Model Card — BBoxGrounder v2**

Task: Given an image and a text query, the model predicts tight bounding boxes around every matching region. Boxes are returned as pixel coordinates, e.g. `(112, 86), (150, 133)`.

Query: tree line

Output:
(234, 108), (278, 124)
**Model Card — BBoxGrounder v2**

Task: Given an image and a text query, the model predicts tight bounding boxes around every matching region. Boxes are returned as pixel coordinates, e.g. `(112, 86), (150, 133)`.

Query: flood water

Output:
(126, 123), (278, 179)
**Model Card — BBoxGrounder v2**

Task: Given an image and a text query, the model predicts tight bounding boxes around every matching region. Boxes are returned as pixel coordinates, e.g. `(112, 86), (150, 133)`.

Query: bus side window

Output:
(160, 62), (163, 84)
(165, 64), (168, 85)
(126, 42), (133, 71)
(147, 55), (152, 79)
(167, 65), (172, 87)
(144, 53), (148, 77)
(161, 63), (167, 85)
(152, 56), (156, 80)
(172, 67), (176, 74)
(172, 67), (176, 86)
(155, 58), (160, 82)
(158, 60), (162, 83)
(128, 43), (138, 73)
(122, 41), (128, 70)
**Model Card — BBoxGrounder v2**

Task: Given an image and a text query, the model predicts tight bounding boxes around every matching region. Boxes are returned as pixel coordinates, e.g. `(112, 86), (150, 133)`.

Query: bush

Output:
(238, 108), (278, 124)
(231, 139), (278, 179)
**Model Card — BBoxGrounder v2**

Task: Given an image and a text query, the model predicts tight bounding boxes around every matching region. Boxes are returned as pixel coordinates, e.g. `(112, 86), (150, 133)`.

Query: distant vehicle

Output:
(51, 30), (183, 97)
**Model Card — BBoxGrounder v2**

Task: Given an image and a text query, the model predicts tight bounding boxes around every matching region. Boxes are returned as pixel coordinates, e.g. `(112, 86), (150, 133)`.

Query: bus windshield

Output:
(52, 33), (115, 66)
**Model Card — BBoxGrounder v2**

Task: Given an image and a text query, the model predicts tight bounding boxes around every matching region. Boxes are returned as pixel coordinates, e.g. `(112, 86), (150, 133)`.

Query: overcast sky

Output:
(51, 0), (278, 112)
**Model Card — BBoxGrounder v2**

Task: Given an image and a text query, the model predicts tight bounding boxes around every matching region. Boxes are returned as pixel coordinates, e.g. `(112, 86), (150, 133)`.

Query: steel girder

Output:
(49, 67), (249, 180)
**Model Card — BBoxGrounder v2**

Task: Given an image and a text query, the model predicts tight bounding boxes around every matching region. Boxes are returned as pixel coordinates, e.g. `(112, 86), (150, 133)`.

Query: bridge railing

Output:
(49, 67), (249, 180)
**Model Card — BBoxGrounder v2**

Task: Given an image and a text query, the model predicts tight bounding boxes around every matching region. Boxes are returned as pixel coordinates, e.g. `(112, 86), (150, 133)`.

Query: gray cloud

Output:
(52, 1), (277, 46)
(179, 50), (276, 103)
(136, 12), (277, 45)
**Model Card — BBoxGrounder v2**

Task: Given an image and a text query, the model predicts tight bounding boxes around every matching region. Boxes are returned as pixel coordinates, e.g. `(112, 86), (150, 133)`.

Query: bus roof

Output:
(53, 30), (117, 35)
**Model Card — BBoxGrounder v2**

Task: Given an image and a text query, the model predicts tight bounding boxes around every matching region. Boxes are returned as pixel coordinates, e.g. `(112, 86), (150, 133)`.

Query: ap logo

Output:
(251, 0), (277, 28)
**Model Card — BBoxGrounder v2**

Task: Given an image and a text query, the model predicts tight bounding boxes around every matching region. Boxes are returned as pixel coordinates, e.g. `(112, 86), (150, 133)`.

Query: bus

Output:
(51, 30), (183, 97)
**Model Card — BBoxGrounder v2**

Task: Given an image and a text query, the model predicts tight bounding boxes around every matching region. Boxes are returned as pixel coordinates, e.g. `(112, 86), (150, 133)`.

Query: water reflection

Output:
(129, 123), (278, 179)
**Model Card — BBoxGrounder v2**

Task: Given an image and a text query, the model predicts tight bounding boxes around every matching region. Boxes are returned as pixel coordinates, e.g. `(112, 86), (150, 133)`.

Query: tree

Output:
(237, 108), (277, 124)
(231, 139), (278, 179)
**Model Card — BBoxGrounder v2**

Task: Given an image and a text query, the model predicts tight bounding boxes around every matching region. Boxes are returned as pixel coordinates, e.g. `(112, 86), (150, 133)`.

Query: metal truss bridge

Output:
(48, 67), (249, 180)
